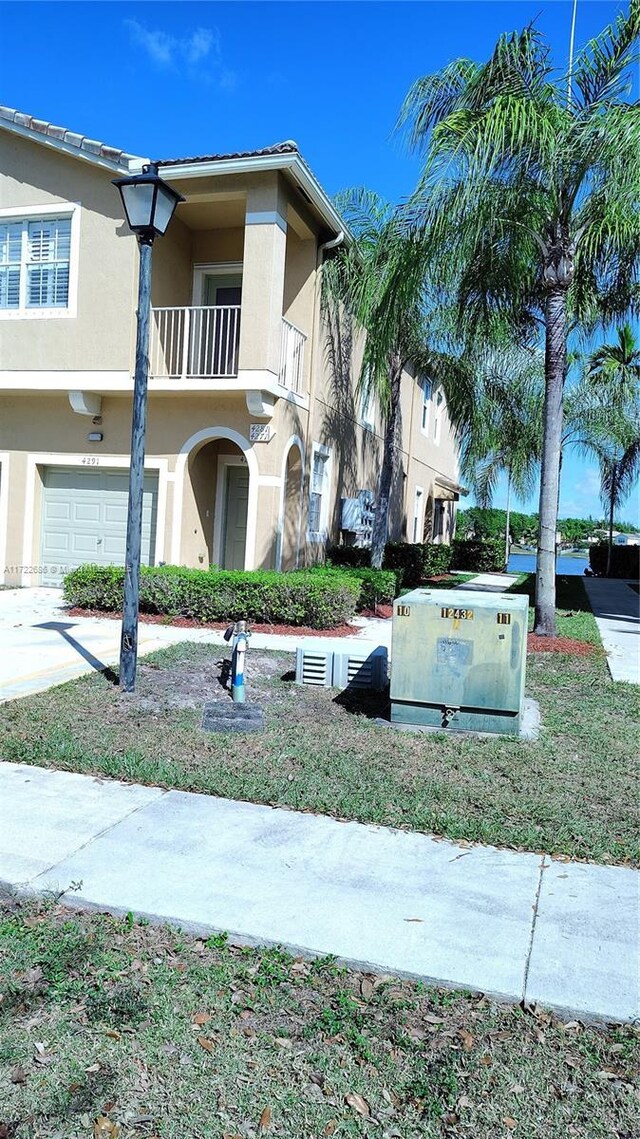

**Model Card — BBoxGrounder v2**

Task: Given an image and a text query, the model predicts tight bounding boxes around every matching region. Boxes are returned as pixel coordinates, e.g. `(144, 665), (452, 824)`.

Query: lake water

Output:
(507, 551), (589, 576)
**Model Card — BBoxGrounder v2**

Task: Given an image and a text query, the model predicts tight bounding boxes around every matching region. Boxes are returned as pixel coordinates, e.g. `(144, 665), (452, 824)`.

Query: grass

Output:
(1, 898), (638, 1139)
(0, 577), (637, 866)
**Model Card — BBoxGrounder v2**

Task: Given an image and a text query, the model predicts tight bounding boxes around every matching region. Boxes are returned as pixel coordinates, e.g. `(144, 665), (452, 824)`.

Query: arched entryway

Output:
(278, 436), (304, 571)
(172, 428), (258, 570)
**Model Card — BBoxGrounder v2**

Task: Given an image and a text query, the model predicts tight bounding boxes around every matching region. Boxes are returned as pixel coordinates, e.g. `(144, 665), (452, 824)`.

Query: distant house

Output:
(613, 533), (640, 546)
(0, 106), (464, 587)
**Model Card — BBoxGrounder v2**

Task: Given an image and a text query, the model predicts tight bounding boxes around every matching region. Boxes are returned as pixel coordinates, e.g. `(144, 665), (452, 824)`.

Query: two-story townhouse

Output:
(0, 106), (464, 588)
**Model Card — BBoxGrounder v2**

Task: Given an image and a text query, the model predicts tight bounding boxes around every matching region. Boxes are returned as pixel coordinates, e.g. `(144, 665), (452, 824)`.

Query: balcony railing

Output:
(150, 305), (240, 379)
(279, 318), (307, 394)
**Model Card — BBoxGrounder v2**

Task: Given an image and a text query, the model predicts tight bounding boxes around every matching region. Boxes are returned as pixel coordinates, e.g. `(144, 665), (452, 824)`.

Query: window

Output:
(420, 379), (432, 434)
(433, 388), (445, 445)
(433, 499), (446, 540)
(308, 444), (331, 540)
(360, 383), (375, 429)
(0, 206), (79, 319)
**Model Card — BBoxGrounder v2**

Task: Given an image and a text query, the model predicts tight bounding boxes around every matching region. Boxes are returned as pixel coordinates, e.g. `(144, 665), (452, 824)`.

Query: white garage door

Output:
(41, 466), (158, 586)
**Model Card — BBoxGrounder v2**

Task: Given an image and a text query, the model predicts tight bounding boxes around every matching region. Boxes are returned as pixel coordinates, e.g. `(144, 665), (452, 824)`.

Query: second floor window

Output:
(433, 388), (445, 444)
(0, 216), (72, 312)
(421, 379), (432, 434)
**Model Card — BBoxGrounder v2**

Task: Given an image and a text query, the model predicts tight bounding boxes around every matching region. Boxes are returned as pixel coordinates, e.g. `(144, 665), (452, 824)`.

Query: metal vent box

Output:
(332, 646), (388, 691)
(295, 644), (388, 690)
(390, 588), (528, 735)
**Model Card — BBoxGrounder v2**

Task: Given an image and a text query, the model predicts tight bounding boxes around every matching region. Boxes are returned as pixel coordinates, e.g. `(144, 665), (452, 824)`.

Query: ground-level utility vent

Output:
(295, 646), (388, 690)
(295, 647), (333, 686)
(332, 647), (388, 692)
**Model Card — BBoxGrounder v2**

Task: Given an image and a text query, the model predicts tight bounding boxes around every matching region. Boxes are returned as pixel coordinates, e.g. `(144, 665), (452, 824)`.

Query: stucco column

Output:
(238, 175), (288, 386)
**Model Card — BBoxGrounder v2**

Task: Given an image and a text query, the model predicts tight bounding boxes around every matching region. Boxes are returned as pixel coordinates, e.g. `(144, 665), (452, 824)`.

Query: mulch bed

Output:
(527, 633), (598, 655)
(67, 607), (357, 638)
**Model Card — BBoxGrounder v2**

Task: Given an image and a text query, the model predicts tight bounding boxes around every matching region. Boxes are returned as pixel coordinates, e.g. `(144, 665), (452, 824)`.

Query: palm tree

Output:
(458, 344), (543, 568)
(599, 435), (640, 574)
(583, 326), (640, 572)
(399, 4), (639, 633)
(588, 322), (640, 404)
(321, 189), (468, 568)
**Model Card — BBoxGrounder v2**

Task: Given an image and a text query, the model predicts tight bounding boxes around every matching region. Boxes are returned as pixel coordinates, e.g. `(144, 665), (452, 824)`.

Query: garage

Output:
(40, 466), (158, 586)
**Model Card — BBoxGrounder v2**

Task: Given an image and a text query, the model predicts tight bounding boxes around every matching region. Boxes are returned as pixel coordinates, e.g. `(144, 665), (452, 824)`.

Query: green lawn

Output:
(0, 577), (637, 865)
(1, 898), (637, 1139)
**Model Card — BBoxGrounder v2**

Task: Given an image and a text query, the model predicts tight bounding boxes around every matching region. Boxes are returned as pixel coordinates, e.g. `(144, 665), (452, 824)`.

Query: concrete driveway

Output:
(0, 588), (176, 702)
(0, 589), (388, 703)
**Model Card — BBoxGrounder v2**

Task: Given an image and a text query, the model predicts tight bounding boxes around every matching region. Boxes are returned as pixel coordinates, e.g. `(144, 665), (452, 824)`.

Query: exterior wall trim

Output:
(20, 453), (168, 587)
(172, 426), (259, 571)
(246, 210), (287, 233)
(276, 434), (305, 570)
(0, 202), (81, 321)
(0, 453), (10, 585)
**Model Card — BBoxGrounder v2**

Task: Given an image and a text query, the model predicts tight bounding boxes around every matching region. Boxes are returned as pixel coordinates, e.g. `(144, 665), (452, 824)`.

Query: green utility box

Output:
(390, 588), (529, 735)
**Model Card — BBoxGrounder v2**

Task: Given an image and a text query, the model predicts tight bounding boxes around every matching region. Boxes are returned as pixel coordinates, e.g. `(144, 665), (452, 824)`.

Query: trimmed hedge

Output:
(589, 542), (640, 579)
(383, 541), (453, 586)
(307, 563), (400, 608)
(451, 537), (505, 573)
(326, 545), (372, 569)
(328, 541), (454, 587)
(63, 564), (362, 629)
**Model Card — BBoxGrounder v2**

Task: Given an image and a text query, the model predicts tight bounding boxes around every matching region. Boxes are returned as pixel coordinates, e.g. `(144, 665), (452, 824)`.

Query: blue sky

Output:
(2, 0), (637, 524)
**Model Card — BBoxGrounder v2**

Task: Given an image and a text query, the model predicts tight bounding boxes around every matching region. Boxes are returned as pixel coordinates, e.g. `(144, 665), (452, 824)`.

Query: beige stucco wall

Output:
(0, 131), (138, 372)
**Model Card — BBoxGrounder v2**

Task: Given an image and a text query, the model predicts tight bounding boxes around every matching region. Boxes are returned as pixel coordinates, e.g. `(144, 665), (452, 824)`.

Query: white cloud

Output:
(125, 20), (232, 87)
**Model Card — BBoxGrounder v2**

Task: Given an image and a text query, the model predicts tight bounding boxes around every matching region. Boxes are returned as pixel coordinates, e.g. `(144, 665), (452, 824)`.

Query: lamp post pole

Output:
(113, 162), (184, 693)
(120, 236), (153, 692)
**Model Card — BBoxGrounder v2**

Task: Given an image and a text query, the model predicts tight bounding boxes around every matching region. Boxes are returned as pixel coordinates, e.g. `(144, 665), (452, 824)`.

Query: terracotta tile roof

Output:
(155, 141), (299, 167)
(0, 105), (145, 168)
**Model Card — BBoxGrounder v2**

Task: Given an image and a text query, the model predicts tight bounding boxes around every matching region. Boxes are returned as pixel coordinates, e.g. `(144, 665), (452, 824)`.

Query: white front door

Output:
(222, 465), (249, 570)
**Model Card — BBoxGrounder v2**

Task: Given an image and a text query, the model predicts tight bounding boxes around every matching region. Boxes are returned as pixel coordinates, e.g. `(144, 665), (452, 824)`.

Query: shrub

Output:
(307, 564), (399, 608)
(451, 537), (504, 573)
(382, 541), (452, 586)
(63, 564), (362, 629)
(420, 543), (454, 578)
(340, 567), (399, 608)
(382, 542), (424, 587)
(589, 542), (640, 579)
(326, 544), (372, 569)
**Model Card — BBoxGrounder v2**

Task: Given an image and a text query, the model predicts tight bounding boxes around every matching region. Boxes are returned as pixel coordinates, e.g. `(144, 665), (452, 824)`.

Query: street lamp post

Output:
(112, 163), (184, 691)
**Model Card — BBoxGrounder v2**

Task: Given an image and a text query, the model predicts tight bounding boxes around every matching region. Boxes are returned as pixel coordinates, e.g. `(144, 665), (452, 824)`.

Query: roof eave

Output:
(158, 152), (352, 243)
(0, 113), (146, 175)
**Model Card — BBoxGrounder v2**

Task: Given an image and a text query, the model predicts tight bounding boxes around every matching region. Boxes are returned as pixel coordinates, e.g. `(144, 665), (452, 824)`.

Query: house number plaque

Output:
(249, 424), (272, 443)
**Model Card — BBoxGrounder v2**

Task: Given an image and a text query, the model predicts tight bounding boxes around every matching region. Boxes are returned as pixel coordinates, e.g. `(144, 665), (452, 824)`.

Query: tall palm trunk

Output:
(534, 288), (567, 635)
(371, 355), (402, 569)
(504, 468), (512, 571)
(606, 464), (617, 577)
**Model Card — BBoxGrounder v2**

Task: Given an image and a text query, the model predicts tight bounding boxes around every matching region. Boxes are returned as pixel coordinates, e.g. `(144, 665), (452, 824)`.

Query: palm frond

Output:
(572, 1), (639, 110)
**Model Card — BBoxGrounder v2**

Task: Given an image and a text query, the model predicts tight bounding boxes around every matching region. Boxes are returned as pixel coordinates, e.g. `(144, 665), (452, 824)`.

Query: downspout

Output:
(302, 230), (345, 558)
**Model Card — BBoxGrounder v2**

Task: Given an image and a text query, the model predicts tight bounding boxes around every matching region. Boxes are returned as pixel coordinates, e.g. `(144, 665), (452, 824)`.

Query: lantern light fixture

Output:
(112, 163), (184, 244)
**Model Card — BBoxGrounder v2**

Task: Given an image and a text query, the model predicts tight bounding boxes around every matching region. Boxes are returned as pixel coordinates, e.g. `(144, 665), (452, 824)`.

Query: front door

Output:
(223, 465), (249, 570)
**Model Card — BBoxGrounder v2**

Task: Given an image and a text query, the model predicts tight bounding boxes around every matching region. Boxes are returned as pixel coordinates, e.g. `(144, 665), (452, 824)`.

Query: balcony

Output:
(150, 305), (240, 380)
(150, 306), (307, 399)
(279, 318), (306, 395)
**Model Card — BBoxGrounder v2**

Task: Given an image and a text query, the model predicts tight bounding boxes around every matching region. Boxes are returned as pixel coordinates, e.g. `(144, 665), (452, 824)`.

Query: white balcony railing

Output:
(150, 305), (240, 379)
(279, 318), (307, 394)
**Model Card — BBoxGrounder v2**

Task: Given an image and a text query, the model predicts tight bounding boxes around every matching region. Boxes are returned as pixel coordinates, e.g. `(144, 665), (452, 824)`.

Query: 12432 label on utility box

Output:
(441, 607), (474, 620)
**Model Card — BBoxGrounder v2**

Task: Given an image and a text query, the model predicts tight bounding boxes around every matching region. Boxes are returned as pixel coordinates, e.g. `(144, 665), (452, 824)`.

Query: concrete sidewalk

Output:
(583, 577), (640, 684)
(0, 761), (637, 1023)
